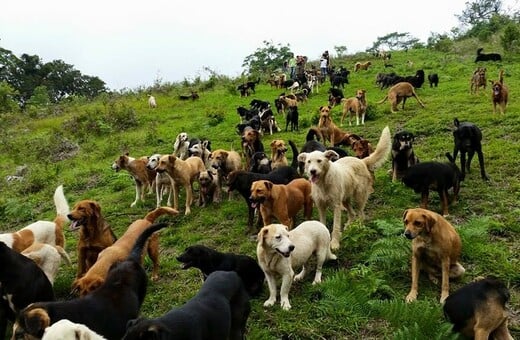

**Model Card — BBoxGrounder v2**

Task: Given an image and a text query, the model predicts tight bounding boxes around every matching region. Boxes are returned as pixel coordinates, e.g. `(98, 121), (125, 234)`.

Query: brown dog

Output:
(403, 208), (465, 304)
(208, 149), (242, 178)
(354, 61), (371, 72)
(242, 127), (263, 170)
(470, 67), (487, 94)
(340, 89), (367, 126)
(68, 200), (117, 279)
(198, 169), (221, 207)
(377, 82), (425, 113)
(317, 106), (354, 147)
(156, 155), (206, 215)
(111, 153), (156, 207)
(71, 207), (178, 296)
(270, 139), (288, 170)
(250, 179), (312, 229)
(490, 69), (508, 114)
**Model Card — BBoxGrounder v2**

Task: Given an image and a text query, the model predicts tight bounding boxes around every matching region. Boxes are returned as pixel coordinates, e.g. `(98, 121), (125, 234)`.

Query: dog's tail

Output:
(362, 126), (391, 172)
(377, 95), (389, 104)
(445, 152), (455, 163)
(499, 69), (504, 84)
(288, 140), (299, 169)
(55, 245), (72, 266)
(53, 185), (70, 248)
(306, 127), (322, 142)
(128, 222), (168, 263)
(144, 207), (179, 223)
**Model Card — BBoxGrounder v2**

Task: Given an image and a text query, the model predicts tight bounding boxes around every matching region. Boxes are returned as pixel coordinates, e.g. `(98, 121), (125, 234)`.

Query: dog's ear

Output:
(453, 118), (460, 127)
(324, 150), (339, 161)
(402, 209), (409, 222)
(168, 154), (177, 163)
(22, 308), (50, 337)
(257, 227), (269, 243)
(423, 213), (436, 233)
(89, 201), (101, 219)
(270, 140), (277, 147)
(264, 181), (273, 190)
(297, 153), (307, 163)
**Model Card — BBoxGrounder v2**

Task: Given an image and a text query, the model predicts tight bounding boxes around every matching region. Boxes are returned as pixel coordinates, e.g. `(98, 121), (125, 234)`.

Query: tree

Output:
(501, 23), (520, 52)
(457, 0), (502, 26)
(242, 40), (292, 75)
(0, 81), (19, 113)
(367, 32), (420, 52)
(334, 45), (347, 58)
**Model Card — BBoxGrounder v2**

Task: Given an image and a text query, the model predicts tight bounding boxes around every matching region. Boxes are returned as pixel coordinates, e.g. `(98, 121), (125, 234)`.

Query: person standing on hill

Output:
(288, 54), (297, 79)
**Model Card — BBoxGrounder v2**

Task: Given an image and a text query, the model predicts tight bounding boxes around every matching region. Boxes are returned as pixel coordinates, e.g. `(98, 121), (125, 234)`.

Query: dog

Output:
(0, 242), (55, 339)
(340, 89), (367, 126)
(173, 132), (190, 160)
(0, 185), (69, 252)
(377, 82), (425, 113)
(470, 67), (487, 94)
(391, 130), (419, 182)
(21, 242), (71, 284)
(226, 166), (299, 234)
(111, 153), (156, 207)
(241, 127), (264, 170)
(123, 271), (251, 340)
(249, 151), (272, 174)
(287, 81), (300, 93)
(148, 95), (157, 108)
(351, 137), (374, 159)
(15, 222), (169, 340)
(146, 153), (174, 207)
(270, 139), (288, 170)
(208, 148), (243, 181)
(490, 69), (508, 114)
(256, 221), (337, 310)
(188, 138), (212, 167)
(317, 105), (357, 147)
(198, 168), (221, 207)
(71, 207), (178, 296)
(403, 208), (465, 303)
(155, 155), (206, 215)
(298, 126), (391, 250)
(443, 277), (513, 339)
(402, 153), (462, 216)
(452, 118), (489, 181)
(475, 47), (502, 62)
(428, 73), (439, 87)
(354, 61), (371, 72)
(178, 90), (199, 101)
(328, 87), (344, 107)
(68, 199), (118, 279)
(250, 178), (312, 229)
(176, 244), (265, 297)
(42, 319), (107, 340)
(285, 105), (299, 132)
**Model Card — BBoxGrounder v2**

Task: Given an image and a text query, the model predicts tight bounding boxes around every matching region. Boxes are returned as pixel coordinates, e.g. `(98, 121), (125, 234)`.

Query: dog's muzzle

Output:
(276, 245), (295, 258)
(404, 230), (416, 240)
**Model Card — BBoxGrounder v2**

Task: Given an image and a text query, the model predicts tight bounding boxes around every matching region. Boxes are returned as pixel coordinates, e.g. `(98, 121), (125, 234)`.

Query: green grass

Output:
(1, 46), (519, 339)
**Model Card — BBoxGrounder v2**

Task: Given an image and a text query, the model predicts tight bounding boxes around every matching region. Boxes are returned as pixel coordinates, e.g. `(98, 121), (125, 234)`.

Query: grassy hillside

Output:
(1, 46), (519, 339)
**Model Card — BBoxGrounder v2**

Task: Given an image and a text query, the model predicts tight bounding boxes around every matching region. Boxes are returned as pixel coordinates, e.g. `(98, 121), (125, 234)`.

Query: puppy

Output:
(176, 244), (265, 297)
(111, 153), (156, 207)
(146, 153), (173, 207)
(428, 73), (439, 87)
(402, 153), (462, 216)
(198, 168), (221, 207)
(391, 130), (419, 182)
(123, 271), (251, 340)
(270, 139), (288, 170)
(250, 179), (312, 229)
(340, 89), (367, 126)
(156, 155), (206, 215)
(403, 208), (465, 303)
(443, 277), (513, 339)
(15, 223), (168, 340)
(21, 242), (71, 284)
(68, 200), (118, 279)
(452, 118), (489, 180)
(173, 132), (190, 160)
(490, 69), (508, 114)
(257, 221), (337, 310)
(42, 319), (107, 340)
(377, 82), (425, 113)
(470, 67), (487, 94)
(285, 105), (299, 132)
(71, 207), (178, 296)
(298, 126), (391, 249)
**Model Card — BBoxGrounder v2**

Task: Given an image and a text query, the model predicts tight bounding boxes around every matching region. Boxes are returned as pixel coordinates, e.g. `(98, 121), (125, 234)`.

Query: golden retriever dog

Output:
(340, 89), (367, 126)
(250, 179), (312, 229)
(156, 155), (206, 215)
(403, 208), (465, 303)
(198, 168), (221, 207)
(42, 319), (107, 340)
(68, 200), (117, 279)
(377, 82), (425, 113)
(470, 67), (487, 95)
(270, 139), (288, 169)
(256, 221), (337, 310)
(0, 185), (69, 252)
(71, 207), (178, 296)
(298, 126), (391, 250)
(354, 61), (371, 72)
(317, 106), (355, 147)
(490, 69), (508, 114)
(22, 242), (71, 284)
(111, 153), (156, 207)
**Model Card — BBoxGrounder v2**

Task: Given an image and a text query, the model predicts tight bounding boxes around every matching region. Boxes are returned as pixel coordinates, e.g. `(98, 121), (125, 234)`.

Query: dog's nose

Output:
(310, 169), (316, 175)
(289, 245), (295, 252)
(404, 230), (413, 239)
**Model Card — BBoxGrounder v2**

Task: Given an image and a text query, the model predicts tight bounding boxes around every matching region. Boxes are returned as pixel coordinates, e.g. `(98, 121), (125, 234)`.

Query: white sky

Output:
(1, 0), (518, 90)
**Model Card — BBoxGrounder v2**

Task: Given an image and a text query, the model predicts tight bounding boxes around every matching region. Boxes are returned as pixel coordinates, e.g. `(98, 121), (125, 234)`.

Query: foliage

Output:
(242, 40), (292, 75)
(0, 81), (19, 113)
(367, 32), (421, 53)
(501, 22), (520, 52)
(456, 0), (503, 27)
(334, 45), (348, 58)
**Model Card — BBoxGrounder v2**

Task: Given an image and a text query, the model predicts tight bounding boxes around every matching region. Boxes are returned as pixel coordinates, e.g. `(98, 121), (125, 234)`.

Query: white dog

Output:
(146, 154), (173, 207)
(148, 95), (157, 108)
(22, 242), (72, 284)
(297, 126), (391, 250)
(287, 81), (300, 93)
(173, 132), (190, 160)
(256, 221), (337, 310)
(42, 319), (107, 340)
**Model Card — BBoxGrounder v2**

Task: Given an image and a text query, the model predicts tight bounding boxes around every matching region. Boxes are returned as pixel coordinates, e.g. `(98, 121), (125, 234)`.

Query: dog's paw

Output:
(294, 273), (304, 282)
(281, 300), (292, 310)
(405, 291), (417, 303)
(440, 293), (449, 304)
(330, 239), (340, 250)
(263, 299), (276, 308)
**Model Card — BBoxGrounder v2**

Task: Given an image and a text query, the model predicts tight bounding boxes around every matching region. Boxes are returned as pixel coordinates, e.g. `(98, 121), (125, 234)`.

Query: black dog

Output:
(176, 244), (265, 297)
(444, 277), (513, 339)
(249, 151), (271, 174)
(285, 105), (299, 132)
(15, 223), (168, 340)
(0, 242), (54, 339)
(475, 48), (502, 62)
(123, 271), (251, 340)
(402, 152), (462, 216)
(452, 118), (489, 180)
(391, 130), (419, 182)
(226, 166), (299, 234)
(428, 73), (439, 87)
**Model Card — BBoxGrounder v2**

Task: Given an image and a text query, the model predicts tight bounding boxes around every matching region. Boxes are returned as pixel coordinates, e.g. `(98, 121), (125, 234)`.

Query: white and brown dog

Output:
(42, 319), (107, 340)
(112, 153), (156, 207)
(270, 139), (288, 170)
(173, 132), (190, 160)
(22, 242), (71, 284)
(147, 154), (173, 207)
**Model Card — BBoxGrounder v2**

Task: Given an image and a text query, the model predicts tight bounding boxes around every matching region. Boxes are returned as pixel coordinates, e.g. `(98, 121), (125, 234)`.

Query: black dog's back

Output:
(402, 160), (460, 193)
(453, 118), (488, 180)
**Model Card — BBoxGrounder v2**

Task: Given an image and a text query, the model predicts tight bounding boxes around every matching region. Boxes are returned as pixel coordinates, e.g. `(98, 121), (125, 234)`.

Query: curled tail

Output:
(306, 127), (322, 142)
(377, 95), (389, 104)
(363, 126), (391, 172)
(54, 185), (70, 218)
(144, 206), (179, 223)
(128, 222), (168, 262)
(288, 140), (299, 169)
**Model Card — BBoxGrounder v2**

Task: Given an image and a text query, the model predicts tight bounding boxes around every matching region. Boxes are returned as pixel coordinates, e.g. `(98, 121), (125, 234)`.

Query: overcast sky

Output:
(1, 0), (518, 90)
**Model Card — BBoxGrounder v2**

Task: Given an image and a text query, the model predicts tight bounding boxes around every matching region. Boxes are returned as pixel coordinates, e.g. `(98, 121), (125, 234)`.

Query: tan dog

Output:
(198, 168), (221, 207)
(354, 61), (371, 72)
(250, 179), (312, 229)
(340, 89), (367, 126)
(403, 208), (465, 304)
(256, 221), (337, 310)
(377, 82), (425, 113)
(156, 155), (206, 215)
(241, 127), (263, 170)
(68, 200), (117, 279)
(22, 242), (71, 284)
(490, 69), (508, 114)
(111, 153), (156, 207)
(208, 149), (242, 180)
(71, 207), (178, 296)
(278, 94), (298, 111)
(470, 67), (487, 94)
(317, 106), (354, 147)
(270, 139), (288, 170)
